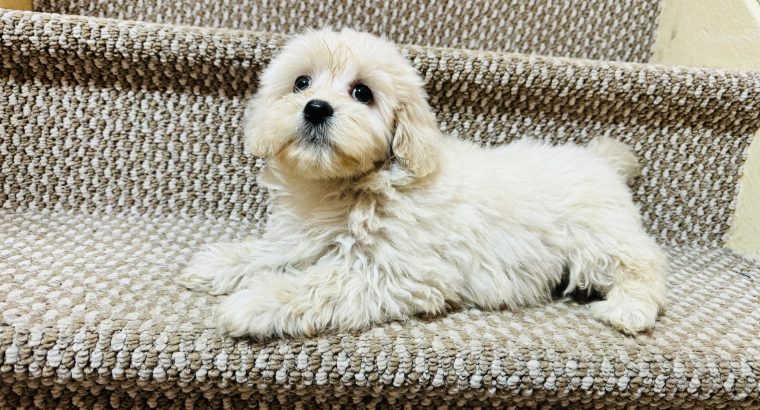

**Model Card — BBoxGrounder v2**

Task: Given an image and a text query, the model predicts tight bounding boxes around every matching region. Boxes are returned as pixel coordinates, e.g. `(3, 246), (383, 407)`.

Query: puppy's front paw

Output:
(176, 269), (216, 293)
(178, 242), (252, 295)
(589, 297), (658, 335)
(215, 287), (293, 338)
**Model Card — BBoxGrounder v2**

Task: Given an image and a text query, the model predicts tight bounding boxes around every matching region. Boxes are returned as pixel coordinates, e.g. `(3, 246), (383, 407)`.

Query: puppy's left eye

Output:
(350, 84), (373, 104)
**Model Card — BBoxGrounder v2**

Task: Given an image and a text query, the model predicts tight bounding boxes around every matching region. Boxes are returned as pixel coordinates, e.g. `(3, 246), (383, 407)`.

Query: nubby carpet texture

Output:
(1, 1), (759, 408)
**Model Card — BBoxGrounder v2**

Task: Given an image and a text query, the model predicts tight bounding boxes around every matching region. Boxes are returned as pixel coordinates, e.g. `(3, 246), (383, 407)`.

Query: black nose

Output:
(303, 99), (333, 124)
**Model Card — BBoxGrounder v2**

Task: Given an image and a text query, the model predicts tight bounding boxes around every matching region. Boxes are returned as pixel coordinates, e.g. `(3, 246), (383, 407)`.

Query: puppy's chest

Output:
(340, 192), (443, 251)
(344, 193), (388, 246)
(295, 187), (446, 255)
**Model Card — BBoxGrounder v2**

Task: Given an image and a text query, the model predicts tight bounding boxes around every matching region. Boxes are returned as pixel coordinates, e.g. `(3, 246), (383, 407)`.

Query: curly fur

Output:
(178, 28), (669, 338)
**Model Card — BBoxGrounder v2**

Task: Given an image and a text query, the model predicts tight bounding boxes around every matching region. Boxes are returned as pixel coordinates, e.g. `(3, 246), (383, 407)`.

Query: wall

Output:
(652, 0), (760, 258)
(0, 0), (31, 10)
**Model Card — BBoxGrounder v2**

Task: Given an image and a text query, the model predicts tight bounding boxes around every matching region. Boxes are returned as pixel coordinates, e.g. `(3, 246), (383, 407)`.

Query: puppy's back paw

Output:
(589, 297), (659, 335)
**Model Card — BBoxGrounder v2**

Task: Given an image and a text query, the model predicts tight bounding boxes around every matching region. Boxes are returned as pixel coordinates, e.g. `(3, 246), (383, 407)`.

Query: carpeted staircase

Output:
(1, 1), (759, 408)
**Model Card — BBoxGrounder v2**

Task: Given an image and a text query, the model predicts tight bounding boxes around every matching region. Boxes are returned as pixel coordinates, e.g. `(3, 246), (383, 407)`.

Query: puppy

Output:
(178, 28), (668, 338)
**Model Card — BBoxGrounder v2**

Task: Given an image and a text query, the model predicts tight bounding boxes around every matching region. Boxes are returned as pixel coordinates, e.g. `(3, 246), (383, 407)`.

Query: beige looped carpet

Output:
(1, 2), (759, 408)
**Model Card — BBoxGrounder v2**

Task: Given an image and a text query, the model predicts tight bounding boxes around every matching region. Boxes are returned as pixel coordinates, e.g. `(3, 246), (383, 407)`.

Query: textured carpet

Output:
(1, 4), (760, 409)
(32, 0), (663, 62)
(1, 211), (758, 408)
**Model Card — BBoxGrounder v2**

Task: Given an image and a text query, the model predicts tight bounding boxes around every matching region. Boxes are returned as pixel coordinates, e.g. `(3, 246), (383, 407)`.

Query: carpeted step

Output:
(32, 0), (663, 62)
(1, 210), (758, 408)
(1, 8), (759, 408)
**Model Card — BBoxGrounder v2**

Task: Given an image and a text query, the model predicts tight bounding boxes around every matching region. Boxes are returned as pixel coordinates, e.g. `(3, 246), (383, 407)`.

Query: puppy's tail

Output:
(586, 137), (640, 182)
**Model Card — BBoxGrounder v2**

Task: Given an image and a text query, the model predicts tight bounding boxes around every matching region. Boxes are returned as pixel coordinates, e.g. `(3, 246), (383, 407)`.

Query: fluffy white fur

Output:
(178, 28), (668, 339)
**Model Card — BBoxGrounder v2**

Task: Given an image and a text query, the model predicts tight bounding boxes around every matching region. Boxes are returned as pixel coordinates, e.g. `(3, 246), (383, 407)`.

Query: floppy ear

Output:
(392, 90), (441, 178)
(242, 93), (275, 158)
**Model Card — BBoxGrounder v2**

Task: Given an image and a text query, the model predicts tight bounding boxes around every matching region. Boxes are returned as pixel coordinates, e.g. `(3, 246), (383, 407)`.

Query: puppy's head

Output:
(243, 28), (440, 180)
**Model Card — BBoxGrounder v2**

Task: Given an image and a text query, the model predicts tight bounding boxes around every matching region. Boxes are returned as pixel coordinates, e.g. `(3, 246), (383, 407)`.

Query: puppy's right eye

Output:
(294, 75), (311, 92)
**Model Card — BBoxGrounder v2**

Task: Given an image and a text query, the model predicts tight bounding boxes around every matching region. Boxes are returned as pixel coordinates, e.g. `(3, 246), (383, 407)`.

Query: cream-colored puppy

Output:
(178, 28), (668, 338)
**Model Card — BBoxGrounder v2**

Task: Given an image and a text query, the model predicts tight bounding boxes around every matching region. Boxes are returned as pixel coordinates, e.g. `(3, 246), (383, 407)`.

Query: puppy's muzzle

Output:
(303, 99), (333, 125)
